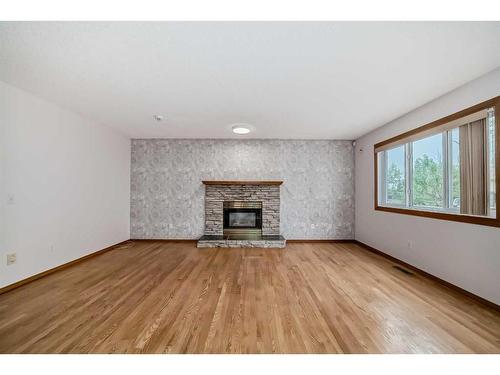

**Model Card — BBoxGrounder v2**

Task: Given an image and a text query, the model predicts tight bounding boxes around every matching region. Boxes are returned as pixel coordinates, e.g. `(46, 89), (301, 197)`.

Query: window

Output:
(412, 133), (444, 208)
(384, 145), (406, 206)
(450, 128), (460, 210)
(375, 97), (500, 227)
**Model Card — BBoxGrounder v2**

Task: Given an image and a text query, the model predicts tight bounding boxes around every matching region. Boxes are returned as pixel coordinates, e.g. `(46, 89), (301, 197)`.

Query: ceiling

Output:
(1, 22), (500, 140)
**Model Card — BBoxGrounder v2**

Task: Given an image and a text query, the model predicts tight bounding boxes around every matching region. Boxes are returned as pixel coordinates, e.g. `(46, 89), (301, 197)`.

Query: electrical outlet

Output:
(407, 240), (413, 249)
(7, 194), (15, 205)
(6, 253), (16, 265)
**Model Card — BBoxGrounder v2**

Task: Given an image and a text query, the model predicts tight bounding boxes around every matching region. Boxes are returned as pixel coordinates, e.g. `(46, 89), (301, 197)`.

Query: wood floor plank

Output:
(0, 240), (499, 353)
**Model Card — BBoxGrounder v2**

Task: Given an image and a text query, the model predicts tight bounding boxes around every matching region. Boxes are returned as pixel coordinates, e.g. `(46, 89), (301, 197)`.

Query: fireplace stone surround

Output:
(197, 181), (286, 248)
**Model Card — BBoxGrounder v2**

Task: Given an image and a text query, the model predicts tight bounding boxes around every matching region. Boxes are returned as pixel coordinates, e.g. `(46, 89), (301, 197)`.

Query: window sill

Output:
(375, 205), (500, 228)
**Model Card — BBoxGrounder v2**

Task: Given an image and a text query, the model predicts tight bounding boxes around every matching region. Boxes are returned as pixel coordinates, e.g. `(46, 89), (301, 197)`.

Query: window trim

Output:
(374, 96), (500, 228)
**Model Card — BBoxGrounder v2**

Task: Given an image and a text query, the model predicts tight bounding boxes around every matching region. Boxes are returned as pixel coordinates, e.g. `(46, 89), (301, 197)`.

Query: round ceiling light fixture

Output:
(231, 124), (252, 135)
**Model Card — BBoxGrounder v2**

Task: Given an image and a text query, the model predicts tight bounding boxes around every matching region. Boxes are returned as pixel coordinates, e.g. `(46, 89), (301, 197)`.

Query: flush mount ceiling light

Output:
(232, 124), (252, 135)
(153, 114), (164, 122)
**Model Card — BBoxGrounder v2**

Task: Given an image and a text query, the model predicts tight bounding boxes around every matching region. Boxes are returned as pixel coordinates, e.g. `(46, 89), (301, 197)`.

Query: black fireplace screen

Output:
(223, 201), (262, 230)
(229, 212), (257, 227)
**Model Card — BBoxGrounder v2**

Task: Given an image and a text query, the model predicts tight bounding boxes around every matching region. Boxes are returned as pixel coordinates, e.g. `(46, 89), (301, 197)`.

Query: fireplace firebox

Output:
(223, 201), (262, 236)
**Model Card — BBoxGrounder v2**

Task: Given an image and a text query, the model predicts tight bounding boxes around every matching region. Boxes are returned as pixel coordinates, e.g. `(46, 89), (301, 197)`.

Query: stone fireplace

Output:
(197, 181), (286, 248)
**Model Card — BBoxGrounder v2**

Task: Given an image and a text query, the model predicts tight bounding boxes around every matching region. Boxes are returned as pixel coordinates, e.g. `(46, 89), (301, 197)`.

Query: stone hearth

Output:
(197, 235), (286, 248)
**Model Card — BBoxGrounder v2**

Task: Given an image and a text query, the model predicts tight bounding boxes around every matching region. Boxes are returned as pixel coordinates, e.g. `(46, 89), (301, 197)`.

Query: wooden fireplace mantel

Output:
(202, 180), (283, 186)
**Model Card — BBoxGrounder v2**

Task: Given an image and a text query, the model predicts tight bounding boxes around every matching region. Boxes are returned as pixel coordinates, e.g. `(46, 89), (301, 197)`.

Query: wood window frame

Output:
(374, 96), (500, 228)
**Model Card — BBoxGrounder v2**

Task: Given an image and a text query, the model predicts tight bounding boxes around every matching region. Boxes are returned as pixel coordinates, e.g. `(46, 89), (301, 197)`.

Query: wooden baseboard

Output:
(286, 239), (355, 243)
(132, 239), (355, 244)
(0, 240), (130, 295)
(130, 239), (198, 243)
(354, 240), (500, 312)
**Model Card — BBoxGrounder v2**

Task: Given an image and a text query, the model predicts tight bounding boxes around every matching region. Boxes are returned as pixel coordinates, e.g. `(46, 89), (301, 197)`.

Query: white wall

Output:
(0, 81), (130, 288)
(355, 67), (500, 305)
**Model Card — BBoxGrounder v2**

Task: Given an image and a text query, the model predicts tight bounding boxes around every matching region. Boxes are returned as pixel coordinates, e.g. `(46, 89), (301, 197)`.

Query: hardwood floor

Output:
(1, 240), (499, 353)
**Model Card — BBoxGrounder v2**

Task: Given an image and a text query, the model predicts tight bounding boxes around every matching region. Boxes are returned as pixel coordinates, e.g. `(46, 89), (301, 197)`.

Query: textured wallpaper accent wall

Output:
(131, 139), (354, 239)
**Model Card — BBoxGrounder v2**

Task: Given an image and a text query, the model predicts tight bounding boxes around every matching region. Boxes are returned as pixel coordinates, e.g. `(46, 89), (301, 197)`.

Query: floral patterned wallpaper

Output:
(131, 139), (354, 239)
